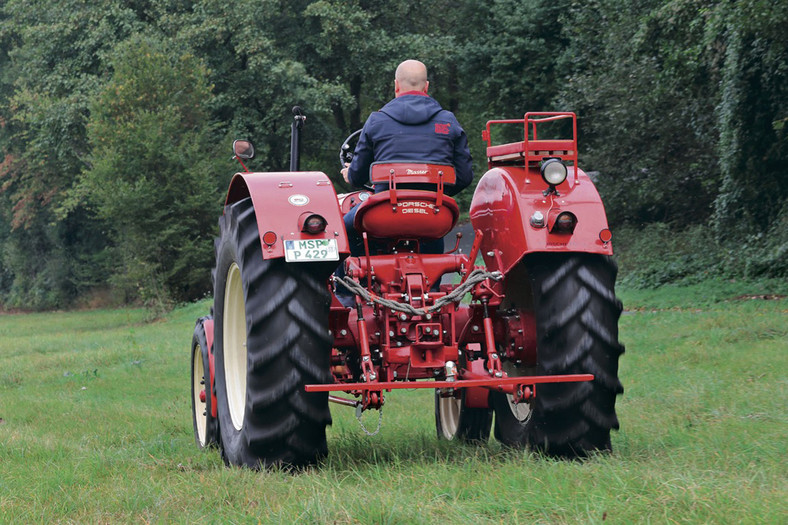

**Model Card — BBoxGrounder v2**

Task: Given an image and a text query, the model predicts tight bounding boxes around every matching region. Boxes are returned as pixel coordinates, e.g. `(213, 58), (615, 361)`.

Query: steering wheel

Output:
(339, 129), (362, 167)
(339, 129), (374, 191)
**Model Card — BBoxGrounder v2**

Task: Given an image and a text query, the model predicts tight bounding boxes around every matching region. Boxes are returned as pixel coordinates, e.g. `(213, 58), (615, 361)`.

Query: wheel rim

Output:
(192, 343), (207, 446)
(502, 362), (533, 423)
(505, 394), (532, 423)
(438, 394), (462, 439)
(224, 262), (247, 431)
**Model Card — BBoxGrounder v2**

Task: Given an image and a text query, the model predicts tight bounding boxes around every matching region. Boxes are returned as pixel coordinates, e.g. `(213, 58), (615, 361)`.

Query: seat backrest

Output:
(354, 163), (459, 241)
(369, 162), (456, 207)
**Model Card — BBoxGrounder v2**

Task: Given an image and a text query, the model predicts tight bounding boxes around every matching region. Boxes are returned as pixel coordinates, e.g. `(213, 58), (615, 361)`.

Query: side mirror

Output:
(232, 140), (255, 160)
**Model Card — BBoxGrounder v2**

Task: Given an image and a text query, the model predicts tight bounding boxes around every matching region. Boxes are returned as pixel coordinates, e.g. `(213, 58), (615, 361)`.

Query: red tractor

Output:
(190, 108), (624, 468)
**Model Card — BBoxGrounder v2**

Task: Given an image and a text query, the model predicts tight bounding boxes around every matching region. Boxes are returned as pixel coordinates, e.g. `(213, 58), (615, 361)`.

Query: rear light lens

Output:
(550, 212), (577, 234)
(599, 229), (612, 243)
(301, 213), (328, 234)
(262, 231), (277, 246)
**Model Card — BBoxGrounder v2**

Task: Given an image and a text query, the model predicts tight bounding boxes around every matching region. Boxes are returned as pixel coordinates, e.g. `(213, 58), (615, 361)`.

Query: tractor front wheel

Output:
(191, 317), (219, 449)
(213, 197), (334, 469)
(434, 388), (492, 443)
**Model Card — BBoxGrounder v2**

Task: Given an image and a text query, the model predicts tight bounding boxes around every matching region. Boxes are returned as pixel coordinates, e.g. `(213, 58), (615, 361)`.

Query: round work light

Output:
(540, 158), (568, 186)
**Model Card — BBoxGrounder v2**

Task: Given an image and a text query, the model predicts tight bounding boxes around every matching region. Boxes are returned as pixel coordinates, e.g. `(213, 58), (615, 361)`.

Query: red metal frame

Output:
(202, 318), (218, 419)
(206, 118), (609, 419)
(225, 171), (350, 260)
(306, 373), (594, 394)
(483, 112), (578, 182)
(471, 112), (612, 274)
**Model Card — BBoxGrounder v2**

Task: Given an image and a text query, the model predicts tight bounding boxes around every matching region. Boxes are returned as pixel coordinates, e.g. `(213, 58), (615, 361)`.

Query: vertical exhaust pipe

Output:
(290, 106), (306, 171)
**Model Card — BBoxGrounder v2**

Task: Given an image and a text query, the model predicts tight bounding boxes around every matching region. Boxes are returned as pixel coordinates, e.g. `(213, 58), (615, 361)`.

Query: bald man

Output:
(342, 60), (473, 193)
(335, 60), (474, 306)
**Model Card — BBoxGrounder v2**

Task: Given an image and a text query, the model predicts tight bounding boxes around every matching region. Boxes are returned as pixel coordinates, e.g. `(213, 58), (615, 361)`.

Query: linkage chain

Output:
(334, 269), (503, 316)
(355, 403), (383, 436)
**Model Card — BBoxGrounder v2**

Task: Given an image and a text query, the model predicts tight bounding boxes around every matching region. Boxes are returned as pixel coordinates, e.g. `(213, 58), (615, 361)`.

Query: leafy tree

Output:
(711, 0), (788, 240)
(0, 0), (147, 308)
(555, 0), (722, 225)
(2, 0), (787, 309)
(70, 36), (224, 307)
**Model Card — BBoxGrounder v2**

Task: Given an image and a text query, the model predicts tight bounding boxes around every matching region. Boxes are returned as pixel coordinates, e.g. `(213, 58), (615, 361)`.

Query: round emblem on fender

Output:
(288, 194), (310, 206)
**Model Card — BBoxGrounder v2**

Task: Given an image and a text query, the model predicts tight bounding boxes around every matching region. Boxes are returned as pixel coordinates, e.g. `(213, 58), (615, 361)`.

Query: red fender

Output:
(469, 165), (613, 274)
(201, 318), (218, 419)
(225, 171), (350, 260)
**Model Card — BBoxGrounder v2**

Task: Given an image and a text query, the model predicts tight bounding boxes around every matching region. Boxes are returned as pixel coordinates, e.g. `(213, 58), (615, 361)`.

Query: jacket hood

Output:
(379, 94), (443, 125)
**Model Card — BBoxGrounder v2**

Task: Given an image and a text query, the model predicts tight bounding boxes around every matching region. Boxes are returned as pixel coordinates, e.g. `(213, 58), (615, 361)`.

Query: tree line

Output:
(1, 0), (785, 310)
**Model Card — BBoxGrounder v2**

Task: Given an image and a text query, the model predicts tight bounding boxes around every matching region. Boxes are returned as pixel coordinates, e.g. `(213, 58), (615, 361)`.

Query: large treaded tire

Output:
(212, 197), (334, 469)
(524, 253), (624, 457)
(191, 316), (219, 449)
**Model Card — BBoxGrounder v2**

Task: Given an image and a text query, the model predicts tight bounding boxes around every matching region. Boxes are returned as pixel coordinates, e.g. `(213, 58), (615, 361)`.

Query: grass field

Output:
(1, 280), (786, 523)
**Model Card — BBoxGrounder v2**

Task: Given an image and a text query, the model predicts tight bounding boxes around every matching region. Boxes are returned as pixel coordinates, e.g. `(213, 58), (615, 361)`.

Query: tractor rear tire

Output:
(434, 388), (492, 443)
(213, 197), (334, 469)
(523, 253), (624, 457)
(191, 316), (219, 449)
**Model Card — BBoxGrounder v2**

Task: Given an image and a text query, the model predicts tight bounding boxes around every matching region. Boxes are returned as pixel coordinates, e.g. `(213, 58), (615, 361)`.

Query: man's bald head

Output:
(394, 60), (429, 96)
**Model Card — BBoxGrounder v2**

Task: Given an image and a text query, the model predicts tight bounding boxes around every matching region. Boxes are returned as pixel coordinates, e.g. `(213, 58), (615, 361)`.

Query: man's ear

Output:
(394, 79), (401, 96)
(423, 80), (430, 94)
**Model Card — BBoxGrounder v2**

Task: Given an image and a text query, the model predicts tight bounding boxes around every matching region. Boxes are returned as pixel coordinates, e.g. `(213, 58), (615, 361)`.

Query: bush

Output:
(69, 36), (225, 306)
(614, 217), (788, 289)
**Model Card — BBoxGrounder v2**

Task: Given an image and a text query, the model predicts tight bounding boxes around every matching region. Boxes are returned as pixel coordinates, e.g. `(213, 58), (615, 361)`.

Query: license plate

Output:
(284, 238), (339, 262)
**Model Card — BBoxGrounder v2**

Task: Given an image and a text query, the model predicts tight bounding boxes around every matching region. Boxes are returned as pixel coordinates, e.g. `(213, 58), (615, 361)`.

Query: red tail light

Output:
(550, 212), (577, 234)
(300, 213), (328, 234)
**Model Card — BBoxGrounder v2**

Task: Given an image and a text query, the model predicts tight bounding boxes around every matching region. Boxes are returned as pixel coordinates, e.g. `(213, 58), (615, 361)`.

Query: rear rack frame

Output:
(482, 112), (579, 182)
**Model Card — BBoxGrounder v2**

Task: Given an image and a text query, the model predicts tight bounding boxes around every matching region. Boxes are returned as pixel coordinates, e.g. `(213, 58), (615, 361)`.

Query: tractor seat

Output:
(353, 162), (460, 241)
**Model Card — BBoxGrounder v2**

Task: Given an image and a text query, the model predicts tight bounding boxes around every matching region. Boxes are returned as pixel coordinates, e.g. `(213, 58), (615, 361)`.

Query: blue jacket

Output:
(347, 93), (473, 196)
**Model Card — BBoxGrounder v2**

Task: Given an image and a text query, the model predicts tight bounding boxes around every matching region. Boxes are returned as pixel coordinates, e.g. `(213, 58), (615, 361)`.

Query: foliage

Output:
(0, 0), (147, 308)
(1, 0), (787, 309)
(70, 37), (224, 307)
(614, 217), (788, 289)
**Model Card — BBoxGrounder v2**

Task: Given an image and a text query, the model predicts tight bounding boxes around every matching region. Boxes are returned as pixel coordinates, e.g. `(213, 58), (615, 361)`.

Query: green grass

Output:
(1, 285), (786, 524)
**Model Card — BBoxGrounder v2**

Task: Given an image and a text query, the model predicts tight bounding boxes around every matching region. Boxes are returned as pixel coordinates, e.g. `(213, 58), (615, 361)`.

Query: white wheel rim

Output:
(192, 343), (207, 446)
(438, 395), (462, 439)
(502, 362), (533, 423)
(506, 394), (532, 422)
(224, 262), (247, 431)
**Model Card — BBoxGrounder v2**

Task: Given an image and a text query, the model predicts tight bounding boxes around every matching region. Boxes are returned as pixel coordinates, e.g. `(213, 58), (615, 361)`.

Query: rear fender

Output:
(469, 166), (613, 274)
(225, 171), (350, 261)
(198, 316), (217, 419)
